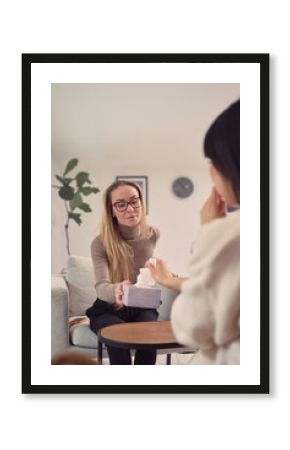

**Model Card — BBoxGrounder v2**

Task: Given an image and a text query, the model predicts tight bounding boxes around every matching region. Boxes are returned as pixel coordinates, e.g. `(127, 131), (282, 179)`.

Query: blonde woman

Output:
(86, 180), (160, 365)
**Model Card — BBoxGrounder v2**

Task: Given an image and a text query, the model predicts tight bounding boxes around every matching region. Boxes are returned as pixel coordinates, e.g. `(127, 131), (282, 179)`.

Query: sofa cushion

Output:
(157, 284), (179, 320)
(65, 255), (96, 316)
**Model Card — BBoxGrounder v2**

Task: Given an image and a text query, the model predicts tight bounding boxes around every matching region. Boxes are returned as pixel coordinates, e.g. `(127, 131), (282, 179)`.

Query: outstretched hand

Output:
(145, 257), (173, 286)
(200, 187), (227, 225)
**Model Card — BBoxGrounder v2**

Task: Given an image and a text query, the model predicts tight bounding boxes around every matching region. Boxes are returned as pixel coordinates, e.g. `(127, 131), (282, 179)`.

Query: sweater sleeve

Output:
(171, 214), (240, 359)
(91, 237), (116, 304)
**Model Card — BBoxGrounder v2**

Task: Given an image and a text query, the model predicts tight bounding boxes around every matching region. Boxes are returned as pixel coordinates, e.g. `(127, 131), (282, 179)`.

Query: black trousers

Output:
(86, 299), (158, 365)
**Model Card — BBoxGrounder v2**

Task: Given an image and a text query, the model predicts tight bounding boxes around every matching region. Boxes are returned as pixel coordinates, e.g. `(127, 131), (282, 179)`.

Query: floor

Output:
(99, 351), (198, 365)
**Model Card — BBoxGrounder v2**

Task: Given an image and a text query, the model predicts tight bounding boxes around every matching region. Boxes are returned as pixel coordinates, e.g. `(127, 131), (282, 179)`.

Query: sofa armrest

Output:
(51, 275), (70, 357)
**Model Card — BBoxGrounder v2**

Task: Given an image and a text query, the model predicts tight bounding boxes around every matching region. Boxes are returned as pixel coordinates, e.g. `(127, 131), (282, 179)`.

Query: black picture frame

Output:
(116, 175), (148, 214)
(22, 53), (269, 394)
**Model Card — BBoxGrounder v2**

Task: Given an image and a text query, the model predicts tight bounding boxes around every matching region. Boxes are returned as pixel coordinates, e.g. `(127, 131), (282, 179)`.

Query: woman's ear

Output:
(209, 161), (218, 180)
(209, 162), (237, 206)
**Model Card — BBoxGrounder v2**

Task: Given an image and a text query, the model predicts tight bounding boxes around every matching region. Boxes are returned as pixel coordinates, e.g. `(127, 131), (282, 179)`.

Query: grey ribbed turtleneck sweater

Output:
(91, 225), (160, 304)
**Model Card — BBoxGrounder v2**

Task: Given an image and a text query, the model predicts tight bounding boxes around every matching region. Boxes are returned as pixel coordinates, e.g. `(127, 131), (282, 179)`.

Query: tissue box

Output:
(123, 285), (161, 309)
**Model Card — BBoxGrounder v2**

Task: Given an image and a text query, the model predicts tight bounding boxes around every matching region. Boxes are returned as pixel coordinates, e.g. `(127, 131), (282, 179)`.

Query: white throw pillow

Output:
(65, 255), (96, 316)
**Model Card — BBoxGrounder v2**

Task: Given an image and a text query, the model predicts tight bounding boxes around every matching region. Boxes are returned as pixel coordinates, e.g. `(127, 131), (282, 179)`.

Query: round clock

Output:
(172, 177), (194, 198)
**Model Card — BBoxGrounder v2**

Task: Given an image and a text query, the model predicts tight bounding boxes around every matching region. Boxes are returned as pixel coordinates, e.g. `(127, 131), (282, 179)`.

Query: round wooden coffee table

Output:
(98, 320), (184, 364)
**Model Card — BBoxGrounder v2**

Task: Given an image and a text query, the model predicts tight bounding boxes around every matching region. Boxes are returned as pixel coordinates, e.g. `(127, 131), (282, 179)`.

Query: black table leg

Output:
(98, 340), (103, 363)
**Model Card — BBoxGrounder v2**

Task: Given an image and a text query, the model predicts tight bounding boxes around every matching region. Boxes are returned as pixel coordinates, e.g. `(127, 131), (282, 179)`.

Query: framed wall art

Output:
(22, 53), (269, 394)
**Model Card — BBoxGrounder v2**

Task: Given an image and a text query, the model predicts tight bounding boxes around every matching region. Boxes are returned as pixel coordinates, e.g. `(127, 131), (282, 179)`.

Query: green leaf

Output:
(76, 171), (91, 187)
(69, 192), (83, 211)
(55, 175), (73, 186)
(58, 186), (75, 200)
(55, 174), (64, 184)
(63, 158), (78, 176)
(78, 202), (92, 212)
(80, 186), (100, 196)
(68, 212), (82, 225)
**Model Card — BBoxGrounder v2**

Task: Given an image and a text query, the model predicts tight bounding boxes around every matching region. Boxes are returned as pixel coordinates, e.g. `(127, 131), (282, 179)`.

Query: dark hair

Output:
(204, 99), (240, 202)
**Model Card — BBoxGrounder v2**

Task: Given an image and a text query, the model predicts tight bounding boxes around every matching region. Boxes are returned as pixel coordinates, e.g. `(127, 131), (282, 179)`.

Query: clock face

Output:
(172, 177), (194, 198)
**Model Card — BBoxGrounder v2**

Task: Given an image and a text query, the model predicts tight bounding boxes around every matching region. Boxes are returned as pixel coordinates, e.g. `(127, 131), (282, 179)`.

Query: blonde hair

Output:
(100, 180), (150, 283)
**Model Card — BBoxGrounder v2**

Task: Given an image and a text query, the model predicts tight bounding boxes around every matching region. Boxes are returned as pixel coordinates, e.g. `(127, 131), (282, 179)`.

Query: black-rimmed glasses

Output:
(112, 197), (141, 212)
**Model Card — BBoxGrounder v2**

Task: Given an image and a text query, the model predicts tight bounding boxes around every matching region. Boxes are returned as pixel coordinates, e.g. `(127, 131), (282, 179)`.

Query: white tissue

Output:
(148, 257), (157, 268)
(135, 268), (156, 288)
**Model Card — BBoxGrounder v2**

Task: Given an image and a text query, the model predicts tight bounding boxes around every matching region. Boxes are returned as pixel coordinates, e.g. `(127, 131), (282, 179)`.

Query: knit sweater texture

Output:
(171, 211), (240, 364)
(91, 225), (160, 304)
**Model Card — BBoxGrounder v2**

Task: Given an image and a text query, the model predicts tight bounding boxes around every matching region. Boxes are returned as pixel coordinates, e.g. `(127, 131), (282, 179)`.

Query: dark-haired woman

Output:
(86, 180), (159, 365)
(147, 100), (240, 364)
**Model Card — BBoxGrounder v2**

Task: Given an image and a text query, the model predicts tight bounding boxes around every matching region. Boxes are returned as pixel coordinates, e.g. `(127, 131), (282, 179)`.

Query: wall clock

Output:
(172, 177), (194, 198)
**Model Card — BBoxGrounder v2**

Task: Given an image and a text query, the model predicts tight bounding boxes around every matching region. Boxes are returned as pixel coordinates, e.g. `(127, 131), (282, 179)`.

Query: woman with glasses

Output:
(86, 180), (160, 365)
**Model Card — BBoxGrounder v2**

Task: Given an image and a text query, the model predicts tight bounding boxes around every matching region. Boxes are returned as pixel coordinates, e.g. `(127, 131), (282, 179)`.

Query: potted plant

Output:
(52, 158), (100, 255)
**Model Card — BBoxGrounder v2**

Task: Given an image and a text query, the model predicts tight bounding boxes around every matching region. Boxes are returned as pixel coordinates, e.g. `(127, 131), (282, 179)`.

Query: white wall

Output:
(5, 2), (288, 448)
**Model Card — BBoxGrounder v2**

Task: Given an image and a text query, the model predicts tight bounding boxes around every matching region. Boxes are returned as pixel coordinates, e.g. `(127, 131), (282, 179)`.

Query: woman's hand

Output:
(200, 187), (227, 225)
(114, 280), (131, 306)
(145, 257), (173, 286)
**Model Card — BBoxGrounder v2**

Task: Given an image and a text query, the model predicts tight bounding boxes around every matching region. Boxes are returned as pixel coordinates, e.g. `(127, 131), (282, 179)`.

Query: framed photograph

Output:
(116, 175), (148, 214)
(22, 53), (269, 394)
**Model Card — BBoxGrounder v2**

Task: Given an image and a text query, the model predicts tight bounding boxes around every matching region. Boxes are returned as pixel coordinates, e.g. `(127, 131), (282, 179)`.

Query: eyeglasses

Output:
(112, 197), (141, 212)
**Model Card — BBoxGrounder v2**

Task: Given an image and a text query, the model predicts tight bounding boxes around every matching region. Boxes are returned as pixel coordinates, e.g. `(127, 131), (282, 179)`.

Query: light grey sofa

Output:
(51, 256), (181, 361)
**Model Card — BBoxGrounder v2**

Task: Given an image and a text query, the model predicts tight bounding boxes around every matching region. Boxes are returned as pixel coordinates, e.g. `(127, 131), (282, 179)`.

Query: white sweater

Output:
(171, 210), (240, 364)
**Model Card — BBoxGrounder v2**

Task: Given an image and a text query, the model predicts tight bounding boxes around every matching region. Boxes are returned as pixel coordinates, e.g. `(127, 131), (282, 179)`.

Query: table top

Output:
(98, 320), (183, 350)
